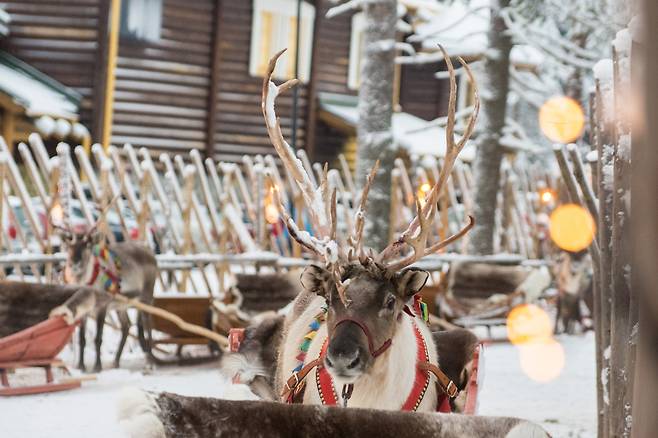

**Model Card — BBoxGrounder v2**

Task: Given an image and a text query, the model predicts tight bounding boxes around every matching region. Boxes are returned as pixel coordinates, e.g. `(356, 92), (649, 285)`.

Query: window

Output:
(120, 0), (163, 42)
(348, 12), (365, 90)
(249, 0), (315, 83)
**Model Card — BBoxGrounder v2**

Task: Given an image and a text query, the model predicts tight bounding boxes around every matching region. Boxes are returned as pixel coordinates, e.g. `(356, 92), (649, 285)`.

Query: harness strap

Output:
(281, 357), (322, 403)
(419, 361), (459, 399)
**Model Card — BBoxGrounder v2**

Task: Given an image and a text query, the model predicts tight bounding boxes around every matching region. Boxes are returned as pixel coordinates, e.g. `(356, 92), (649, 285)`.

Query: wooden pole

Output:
(113, 294), (228, 348)
(101, 0), (122, 150)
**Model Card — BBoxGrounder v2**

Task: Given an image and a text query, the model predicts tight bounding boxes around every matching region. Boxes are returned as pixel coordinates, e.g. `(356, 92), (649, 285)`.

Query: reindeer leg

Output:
(78, 317), (87, 372)
(94, 308), (107, 372)
(114, 310), (131, 368)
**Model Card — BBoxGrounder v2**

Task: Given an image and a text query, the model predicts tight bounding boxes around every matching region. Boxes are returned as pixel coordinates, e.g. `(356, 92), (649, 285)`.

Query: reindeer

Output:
(225, 48), (480, 413)
(53, 202), (158, 372)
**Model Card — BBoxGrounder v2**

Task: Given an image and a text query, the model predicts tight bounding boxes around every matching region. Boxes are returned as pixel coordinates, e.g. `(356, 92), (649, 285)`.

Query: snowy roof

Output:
(0, 8), (9, 37)
(318, 92), (476, 162)
(0, 51), (80, 120)
(412, 0), (544, 67)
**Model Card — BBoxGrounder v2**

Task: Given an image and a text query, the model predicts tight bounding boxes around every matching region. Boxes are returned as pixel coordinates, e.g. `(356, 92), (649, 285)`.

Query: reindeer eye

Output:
(385, 296), (396, 311)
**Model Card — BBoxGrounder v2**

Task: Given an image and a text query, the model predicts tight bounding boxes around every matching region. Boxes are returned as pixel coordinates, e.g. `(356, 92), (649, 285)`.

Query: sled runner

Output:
(0, 316), (84, 396)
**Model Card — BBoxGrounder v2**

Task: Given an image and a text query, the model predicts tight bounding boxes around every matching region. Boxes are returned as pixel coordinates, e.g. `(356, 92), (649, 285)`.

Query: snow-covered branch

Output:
(407, 6), (490, 43)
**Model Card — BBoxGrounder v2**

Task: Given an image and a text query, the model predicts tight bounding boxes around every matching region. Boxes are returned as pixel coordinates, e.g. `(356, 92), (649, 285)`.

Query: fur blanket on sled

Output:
(118, 390), (550, 438)
(0, 281), (110, 337)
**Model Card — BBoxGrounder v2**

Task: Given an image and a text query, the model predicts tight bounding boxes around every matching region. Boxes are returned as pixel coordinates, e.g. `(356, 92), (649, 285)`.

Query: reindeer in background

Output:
(52, 201), (158, 372)
(225, 48), (479, 412)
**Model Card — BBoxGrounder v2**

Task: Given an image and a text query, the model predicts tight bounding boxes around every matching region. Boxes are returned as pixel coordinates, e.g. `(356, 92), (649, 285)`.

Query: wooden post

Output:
(101, 0), (122, 150)
(594, 79), (614, 438)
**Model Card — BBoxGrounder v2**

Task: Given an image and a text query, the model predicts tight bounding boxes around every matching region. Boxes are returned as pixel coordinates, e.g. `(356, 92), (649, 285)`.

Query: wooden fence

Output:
(554, 31), (637, 438)
(0, 132), (551, 296)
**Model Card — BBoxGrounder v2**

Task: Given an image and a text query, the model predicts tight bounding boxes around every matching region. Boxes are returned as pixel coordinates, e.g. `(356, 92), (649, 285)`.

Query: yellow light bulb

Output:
(265, 204), (279, 224)
(539, 96), (585, 143)
(506, 304), (553, 345)
(549, 204), (596, 252)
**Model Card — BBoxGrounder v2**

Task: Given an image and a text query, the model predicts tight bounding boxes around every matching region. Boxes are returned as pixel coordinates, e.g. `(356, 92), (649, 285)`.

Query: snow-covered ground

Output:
(1, 329), (596, 438)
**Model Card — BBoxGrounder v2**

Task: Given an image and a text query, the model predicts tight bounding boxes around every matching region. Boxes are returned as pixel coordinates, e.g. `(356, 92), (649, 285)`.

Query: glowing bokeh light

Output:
(50, 202), (63, 224)
(549, 204), (596, 252)
(518, 338), (566, 383)
(539, 96), (585, 143)
(265, 203), (279, 224)
(420, 183), (431, 193)
(539, 189), (554, 204)
(506, 304), (553, 345)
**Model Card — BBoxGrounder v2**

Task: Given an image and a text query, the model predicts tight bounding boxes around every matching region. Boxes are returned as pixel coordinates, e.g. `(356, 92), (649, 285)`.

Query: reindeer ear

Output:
(395, 268), (429, 299)
(89, 232), (103, 245)
(300, 264), (331, 297)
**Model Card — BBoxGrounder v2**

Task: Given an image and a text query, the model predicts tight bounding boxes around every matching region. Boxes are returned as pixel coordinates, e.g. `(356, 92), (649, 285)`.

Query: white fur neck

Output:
(323, 314), (434, 410)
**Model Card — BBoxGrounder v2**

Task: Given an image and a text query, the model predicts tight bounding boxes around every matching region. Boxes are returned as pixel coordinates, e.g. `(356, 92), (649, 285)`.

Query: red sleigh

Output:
(227, 328), (483, 415)
(0, 316), (84, 396)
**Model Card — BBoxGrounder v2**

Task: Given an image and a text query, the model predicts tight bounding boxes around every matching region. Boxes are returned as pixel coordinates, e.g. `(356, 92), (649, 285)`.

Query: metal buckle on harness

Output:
(446, 380), (458, 398)
(286, 372), (300, 391)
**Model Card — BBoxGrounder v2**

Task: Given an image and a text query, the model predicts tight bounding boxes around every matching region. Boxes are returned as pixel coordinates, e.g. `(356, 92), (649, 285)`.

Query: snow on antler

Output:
(262, 50), (354, 305)
(262, 49), (333, 238)
(378, 45), (478, 271)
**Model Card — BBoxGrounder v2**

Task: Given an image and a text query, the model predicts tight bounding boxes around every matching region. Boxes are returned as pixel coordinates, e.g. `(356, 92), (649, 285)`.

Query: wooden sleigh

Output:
(227, 328), (483, 415)
(0, 316), (84, 396)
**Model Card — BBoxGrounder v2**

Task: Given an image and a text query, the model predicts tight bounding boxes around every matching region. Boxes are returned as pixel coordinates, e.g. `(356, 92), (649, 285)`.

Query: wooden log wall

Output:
(0, 0), (104, 129)
(211, 1), (308, 163)
(399, 61), (450, 121)
(111, 0), (215, 154)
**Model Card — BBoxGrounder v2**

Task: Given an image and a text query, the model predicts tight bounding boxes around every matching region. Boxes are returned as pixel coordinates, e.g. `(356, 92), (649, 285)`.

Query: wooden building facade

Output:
(0, 0), (450, 164)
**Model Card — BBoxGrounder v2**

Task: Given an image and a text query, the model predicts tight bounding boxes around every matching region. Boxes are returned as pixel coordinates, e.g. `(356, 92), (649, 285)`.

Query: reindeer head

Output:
(62, 230), (103, 280)
(301, 262), (428, 380)
(52, 197), (118, 283)
(262, 48), (478, 381)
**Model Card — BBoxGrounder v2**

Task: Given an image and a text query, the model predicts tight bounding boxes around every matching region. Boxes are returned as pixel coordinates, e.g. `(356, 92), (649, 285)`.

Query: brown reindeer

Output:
(225, 48), (479, 413)
(53, 206), (158, 372)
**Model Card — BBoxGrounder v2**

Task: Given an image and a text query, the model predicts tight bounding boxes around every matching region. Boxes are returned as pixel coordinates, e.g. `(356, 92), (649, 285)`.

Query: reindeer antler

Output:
(378, 45), (479, 270)
(262, 49), (350, 305)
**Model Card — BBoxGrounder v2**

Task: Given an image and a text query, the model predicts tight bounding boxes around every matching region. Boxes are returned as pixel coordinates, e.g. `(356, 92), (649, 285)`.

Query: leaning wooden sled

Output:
(0, 316), (84, 396)
(228, 328), (484, 415)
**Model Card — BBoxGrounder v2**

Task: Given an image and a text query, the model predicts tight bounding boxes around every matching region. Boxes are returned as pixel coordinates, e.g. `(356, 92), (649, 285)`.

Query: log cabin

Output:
(0, 0), (458, 165)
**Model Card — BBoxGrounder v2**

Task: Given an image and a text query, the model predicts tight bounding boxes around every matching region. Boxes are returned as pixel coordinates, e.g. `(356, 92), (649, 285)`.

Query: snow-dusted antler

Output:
(378, 45), (479, 271)
(262, 49), (351, 305)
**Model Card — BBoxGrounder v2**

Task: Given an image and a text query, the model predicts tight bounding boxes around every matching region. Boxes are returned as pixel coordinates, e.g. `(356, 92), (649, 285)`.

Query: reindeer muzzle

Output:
(332, 318), (392, 358)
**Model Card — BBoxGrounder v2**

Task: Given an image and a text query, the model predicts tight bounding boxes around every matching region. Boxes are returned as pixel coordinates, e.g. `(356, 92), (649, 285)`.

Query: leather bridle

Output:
(332, 317), (392, 358)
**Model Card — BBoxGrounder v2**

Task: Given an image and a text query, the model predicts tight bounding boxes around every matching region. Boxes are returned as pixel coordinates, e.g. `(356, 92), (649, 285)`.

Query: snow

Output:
(1, 328), (597, 437)
(319, 101), (477, 161)
(613, 29), (632, 58)
(0, 63), (78, 120)
(593, 59), (613, 84)
(409, 0), (544, 67)
(479, 330), (597, 438)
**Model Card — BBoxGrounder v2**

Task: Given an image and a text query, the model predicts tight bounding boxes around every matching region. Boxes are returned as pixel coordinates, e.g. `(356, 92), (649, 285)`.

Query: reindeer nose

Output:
(326, 341), (364, 375)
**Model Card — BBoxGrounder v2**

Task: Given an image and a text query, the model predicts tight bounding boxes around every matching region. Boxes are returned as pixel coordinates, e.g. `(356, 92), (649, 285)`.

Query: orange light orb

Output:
(506, 304), (553, 345)
(265, 203), (279, 224)
(549, 204), (596, 252)
(539, 96), (585, 143)
(50, 202), (64, 223)
(540, 189), (554, 204)
(518, 338), (565, 383)
(420, 183), (431, 193)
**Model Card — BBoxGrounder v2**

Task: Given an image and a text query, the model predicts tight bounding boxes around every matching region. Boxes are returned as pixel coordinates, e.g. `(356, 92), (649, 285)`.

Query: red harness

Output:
(314, 319), (448, 411)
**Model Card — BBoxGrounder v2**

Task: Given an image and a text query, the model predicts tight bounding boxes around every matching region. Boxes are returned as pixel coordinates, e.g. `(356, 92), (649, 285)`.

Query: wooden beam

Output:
(101, 0), (123, 150)
(1, 110), (15, 152)
(92, 0), (112, 143)
(631, 1), (658, 436)
(304, 0), (323, 160)
(205, 0), (225, 159)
